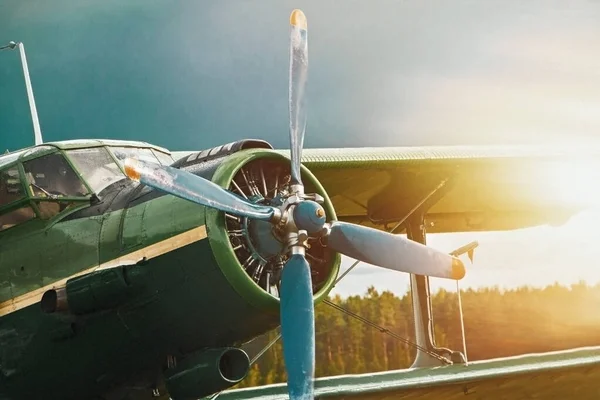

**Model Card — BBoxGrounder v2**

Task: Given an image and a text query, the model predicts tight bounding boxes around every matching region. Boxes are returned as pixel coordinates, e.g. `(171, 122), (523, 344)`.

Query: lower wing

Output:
(218, 346), (600, 399)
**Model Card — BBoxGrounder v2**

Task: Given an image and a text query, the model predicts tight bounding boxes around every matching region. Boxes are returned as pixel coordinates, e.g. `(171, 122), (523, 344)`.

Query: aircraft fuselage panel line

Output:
(0, 225), (208, 317)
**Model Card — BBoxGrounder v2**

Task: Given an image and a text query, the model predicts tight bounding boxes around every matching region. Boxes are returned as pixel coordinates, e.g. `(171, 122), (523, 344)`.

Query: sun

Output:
(527, 157), (600, 209)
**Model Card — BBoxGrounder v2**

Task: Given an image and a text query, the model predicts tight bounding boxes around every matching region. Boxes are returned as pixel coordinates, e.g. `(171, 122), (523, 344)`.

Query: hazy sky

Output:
(2, 1), (600, 150)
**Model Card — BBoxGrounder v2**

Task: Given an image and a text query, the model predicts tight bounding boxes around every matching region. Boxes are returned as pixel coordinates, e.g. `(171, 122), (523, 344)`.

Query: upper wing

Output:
(217, 346), (600, 400)
(172, 144), (600, 233)
(296, 145), (600, 233)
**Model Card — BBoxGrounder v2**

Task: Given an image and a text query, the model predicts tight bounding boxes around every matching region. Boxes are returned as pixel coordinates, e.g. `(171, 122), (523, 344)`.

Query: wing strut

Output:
(408, 215), (468, 367)
(450, 240), (479, 365)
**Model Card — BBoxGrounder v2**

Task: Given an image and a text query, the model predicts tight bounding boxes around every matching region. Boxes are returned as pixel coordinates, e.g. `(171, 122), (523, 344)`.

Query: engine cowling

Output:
(179, 144), (341, 312)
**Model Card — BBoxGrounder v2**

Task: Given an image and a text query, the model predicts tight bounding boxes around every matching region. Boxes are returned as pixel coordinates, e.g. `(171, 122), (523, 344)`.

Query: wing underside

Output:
(295, 145), (600, 233)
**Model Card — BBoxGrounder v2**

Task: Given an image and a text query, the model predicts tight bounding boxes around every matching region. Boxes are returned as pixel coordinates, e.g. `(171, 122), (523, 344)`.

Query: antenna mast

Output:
(1, 41), (43, 146)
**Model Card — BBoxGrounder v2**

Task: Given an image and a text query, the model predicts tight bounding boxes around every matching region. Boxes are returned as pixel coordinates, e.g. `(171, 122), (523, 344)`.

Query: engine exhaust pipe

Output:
(41, 287), (68, 313)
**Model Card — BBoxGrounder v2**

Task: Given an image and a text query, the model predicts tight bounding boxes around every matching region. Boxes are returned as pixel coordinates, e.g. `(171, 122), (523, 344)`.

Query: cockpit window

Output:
(0, 167), (25, 208)
(67, 147), (125, 194)
(0, 167), (35, 231)
(23, 153), (89, 198)
(110, 147), (161, 168)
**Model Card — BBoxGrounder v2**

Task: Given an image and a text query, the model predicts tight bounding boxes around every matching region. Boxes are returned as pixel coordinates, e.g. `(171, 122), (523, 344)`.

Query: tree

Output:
(236, 282), (600, 388)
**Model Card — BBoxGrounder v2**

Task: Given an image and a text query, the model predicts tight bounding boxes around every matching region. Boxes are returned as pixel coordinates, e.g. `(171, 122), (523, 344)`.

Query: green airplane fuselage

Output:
(0, 142), (340, 400)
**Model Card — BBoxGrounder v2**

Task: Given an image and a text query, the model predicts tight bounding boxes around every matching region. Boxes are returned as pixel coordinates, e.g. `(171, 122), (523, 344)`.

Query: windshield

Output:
(67, 147), (125, 194)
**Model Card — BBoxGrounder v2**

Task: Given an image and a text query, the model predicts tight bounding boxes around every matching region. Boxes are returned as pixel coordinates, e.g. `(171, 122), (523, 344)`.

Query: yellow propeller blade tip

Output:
(290, 9), (307, 30)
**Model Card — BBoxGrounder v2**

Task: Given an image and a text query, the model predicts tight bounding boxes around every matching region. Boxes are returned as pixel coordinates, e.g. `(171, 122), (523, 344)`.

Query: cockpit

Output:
(0, 140), (174, 232)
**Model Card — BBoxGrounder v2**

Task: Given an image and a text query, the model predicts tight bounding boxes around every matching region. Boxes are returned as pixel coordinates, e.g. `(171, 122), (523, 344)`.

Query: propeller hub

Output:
(292, 200), (326, 234)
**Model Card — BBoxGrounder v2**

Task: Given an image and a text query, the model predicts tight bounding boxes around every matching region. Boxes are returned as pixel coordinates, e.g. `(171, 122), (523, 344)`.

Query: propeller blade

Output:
(123, 158), (278, 221)
(279, 253), (315, 400)
(327, 221), (466, 280)
(288, 9), (308, 187)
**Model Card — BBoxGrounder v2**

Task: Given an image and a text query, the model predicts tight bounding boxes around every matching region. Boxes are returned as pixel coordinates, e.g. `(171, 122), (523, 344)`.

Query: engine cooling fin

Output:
(224, 157), (332, 298)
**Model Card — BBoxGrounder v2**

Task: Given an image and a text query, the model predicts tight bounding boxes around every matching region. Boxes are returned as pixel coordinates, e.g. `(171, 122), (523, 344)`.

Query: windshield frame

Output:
(0, 142), (174, 233)
(22, 151), (94, 201)
(0, 151), (92, 232)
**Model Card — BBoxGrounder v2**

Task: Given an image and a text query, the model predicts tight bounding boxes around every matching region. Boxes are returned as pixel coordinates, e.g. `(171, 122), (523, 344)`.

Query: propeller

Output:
(124, 9), (465, 400)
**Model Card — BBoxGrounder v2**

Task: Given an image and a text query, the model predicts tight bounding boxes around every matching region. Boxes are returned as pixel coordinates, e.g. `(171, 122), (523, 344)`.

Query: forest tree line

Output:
(236, 282), (600, 388)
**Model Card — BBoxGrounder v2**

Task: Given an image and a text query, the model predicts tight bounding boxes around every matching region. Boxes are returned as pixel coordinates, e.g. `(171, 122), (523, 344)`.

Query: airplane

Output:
(2, 8), (600, 400)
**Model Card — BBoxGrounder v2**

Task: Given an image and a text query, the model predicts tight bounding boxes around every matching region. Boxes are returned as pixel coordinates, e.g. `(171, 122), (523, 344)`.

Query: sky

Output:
(3, 1), (600, 150)
(3, 1), (600, 296)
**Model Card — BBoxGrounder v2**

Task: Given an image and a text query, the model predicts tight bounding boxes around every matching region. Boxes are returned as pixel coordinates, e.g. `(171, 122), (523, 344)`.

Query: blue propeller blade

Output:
(288, 9), (308, 187)
(123, 158), (278, 221)
(280, 253), (315, 400)
(328, 221), (466, 280)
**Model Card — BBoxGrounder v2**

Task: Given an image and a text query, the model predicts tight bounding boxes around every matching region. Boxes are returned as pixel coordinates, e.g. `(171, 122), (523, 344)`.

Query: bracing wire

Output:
(323, 299), (451, 364)
(456, 280), (468, 363)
